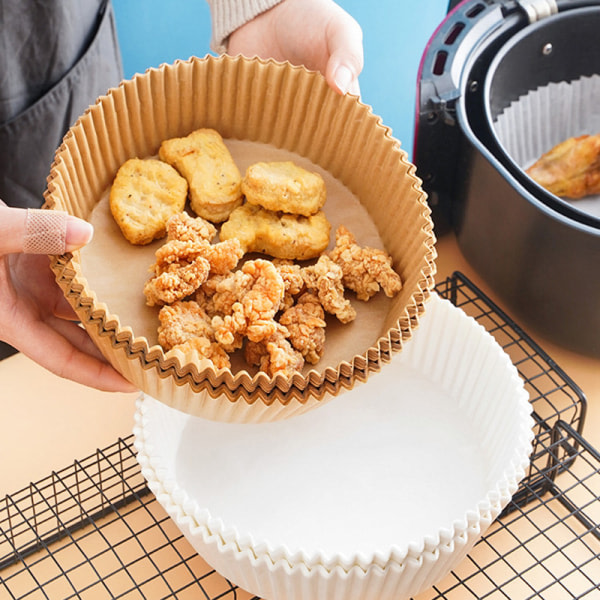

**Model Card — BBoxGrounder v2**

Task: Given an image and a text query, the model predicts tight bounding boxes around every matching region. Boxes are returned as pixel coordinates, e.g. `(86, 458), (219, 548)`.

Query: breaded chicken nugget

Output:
(242, 161), (326, 216)
(109, 158), (188, 245)
(220, 203), (331, 260)
(158, 128), (242, 222)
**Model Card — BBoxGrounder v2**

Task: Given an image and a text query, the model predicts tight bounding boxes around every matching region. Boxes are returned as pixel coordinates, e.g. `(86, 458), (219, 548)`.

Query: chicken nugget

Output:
(242, 161), (326, 216)
(159, 128), (242, 222)
(220, 203), (331, 260)
(109, 158), (188, 245)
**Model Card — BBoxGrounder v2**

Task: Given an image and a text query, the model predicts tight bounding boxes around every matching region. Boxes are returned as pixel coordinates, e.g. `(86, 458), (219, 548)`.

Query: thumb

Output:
(0, 205), (93, 256)
(324, 9), (364, 95)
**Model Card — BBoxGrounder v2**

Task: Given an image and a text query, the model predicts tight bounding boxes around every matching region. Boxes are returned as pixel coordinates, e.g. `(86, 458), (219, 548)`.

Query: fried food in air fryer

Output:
(526, 133), (600, 199)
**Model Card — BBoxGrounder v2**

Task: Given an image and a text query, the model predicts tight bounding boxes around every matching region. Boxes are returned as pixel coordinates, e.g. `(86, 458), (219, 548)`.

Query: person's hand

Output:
(227, 0), (363, 95)
(0, 202), (137, 393)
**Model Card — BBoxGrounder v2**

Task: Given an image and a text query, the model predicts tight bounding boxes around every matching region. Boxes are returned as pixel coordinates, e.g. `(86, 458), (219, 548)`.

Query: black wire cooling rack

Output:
(1, 271), (598, 600)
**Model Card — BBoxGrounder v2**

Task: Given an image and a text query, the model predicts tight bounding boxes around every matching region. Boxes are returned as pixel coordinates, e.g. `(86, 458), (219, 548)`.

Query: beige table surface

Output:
(1, 231), (599, 496)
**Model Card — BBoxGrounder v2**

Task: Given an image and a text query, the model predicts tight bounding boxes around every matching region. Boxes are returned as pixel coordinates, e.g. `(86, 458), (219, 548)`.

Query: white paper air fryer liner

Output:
(133, 294), (534, 600)
(493, 74), (600, 219)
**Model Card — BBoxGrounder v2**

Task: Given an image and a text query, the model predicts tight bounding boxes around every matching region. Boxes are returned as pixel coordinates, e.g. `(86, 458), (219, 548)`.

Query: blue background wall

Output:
(112, 1), (449, 158)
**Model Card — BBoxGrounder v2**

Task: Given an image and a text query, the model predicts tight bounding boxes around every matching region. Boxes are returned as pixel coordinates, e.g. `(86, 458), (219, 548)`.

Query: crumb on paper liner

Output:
(44, 54), (436, 422)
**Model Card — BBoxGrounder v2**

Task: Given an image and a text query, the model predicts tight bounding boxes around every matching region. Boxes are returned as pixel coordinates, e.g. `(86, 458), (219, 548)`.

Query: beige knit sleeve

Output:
(206, 0), (285, 53)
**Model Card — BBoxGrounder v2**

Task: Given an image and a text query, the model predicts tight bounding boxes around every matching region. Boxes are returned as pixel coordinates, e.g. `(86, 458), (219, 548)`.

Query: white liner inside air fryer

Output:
(493, 74), (600, 220)
(134, 294), (533, 596)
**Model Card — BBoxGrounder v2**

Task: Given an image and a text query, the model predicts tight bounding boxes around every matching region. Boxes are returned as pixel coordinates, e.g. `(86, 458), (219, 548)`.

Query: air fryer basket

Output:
(484, 5), (600, 228)
(415, 0), (600, 356)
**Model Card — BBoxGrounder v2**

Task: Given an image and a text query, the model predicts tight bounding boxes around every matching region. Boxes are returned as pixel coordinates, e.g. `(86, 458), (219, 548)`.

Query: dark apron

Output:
(0, 0), (123, 209)
(0, 0), (123, 359)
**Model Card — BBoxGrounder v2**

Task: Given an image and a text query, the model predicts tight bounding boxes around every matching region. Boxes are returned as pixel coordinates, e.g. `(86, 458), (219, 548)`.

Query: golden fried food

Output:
(302, 255), (356, 323)
(273, 259), (305, 309)
(220, 203), (331, 260)
(143, 237), (243, 306)
(211, 259), (285, 351)
(172, 336), (231, 370)
(157, 301), (214, 350)
(244, 324), (305, 378)
(166, 211), (217, 242)
(329, 225), (402, 301)
(198, 271), (250, 318)
(526, 134), (600, 199)
(130, 133), (403, 380)
(144, 255), (210, 307)
(242, 161), (326, 216)
(211, 309), (247, 352)
(279, 293), (326, 364)
(109, 158), (188, 245)
(159, 128), (243, 222)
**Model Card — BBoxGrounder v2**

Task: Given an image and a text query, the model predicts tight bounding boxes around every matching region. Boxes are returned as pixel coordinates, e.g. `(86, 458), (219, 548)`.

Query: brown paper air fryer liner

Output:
(493, 74), (600, 221)
(45, 55), (436, 422)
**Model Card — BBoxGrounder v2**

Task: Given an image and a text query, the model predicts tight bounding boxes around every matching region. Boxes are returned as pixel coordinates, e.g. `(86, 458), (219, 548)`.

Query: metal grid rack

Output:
(1, 272), (598, 600)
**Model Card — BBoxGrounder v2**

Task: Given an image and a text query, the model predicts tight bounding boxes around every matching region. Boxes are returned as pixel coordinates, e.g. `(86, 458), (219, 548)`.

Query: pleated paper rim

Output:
(44, 54), (436, 408)
(132, 295), (534, 576)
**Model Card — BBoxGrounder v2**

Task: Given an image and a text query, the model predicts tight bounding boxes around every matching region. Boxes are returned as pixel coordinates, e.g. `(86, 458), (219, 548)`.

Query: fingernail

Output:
(334, 65), (354, 95)
(65, 216), (94, 251)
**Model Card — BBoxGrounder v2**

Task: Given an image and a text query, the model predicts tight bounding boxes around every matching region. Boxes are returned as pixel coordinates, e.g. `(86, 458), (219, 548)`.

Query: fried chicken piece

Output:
(526, 134), (600, 199)
(241, 259), (286, 336)
(157, 301), (215, 350)
(171, 336), (231, 370)
(273, 259), (305, 309)
(329, 225), (402, 301)
(144, 256), (210, 306)
(158, 301), (230, 369)
(166, 211), (217, 242)
(152, 238), (243, 276)
(152, 239), (202, 272)
(205, 270), (253, 316)
(194, 273), (230, 317)
(244, 324), (305, 377)
(279, 293), (326, 364)
(144, 238), (243, 306)
(210, 304), (248, 352)
(302, 255), (356, 323)
(201, 238), (245, 275)
(211, 259), (285, 349)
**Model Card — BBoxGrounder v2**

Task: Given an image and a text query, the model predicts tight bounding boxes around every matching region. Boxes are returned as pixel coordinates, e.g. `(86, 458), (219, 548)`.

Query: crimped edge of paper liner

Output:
(44, 54), (436, 410)
(132, 296), (534, 593)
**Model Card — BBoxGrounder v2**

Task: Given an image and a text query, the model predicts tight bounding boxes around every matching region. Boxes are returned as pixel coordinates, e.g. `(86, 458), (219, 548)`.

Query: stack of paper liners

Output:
(44, 55), (436, 423)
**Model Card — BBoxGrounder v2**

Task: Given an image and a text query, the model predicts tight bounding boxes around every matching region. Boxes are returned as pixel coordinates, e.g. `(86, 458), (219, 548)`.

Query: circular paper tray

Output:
(45, 55), (436, 422)
(134, 294), (534, 600)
